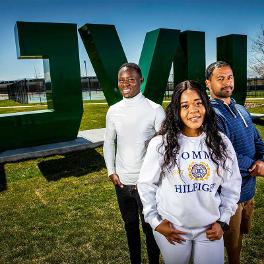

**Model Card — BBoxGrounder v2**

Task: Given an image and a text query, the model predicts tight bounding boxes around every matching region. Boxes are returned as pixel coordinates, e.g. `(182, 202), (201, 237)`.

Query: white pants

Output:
(153, 225), (224, 264)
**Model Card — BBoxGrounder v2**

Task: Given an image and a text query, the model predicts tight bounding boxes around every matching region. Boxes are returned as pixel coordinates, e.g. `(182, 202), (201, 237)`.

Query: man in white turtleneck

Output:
(103, 63), (165, 264)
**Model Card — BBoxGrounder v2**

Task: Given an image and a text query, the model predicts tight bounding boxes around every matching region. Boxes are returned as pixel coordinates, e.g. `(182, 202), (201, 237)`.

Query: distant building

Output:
(0, 77), (101, 95)
(81, 76), (101, 91)
(247, 78), (264, 90)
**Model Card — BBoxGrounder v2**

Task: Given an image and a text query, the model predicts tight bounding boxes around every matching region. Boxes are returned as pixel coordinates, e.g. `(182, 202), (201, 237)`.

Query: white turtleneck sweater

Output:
(137, 132), (241, 229)
(103, 92), (165, 185)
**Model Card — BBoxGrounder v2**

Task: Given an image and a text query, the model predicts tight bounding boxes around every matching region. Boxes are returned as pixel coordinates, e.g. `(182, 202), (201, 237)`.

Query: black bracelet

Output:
(216, 220), (230, 232)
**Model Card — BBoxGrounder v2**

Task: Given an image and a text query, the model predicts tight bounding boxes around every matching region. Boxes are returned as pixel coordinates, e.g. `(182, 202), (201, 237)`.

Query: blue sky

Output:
(0, 0), (263, 80)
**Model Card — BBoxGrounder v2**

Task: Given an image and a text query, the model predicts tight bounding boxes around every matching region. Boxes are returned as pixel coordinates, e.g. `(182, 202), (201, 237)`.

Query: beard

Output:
(217, 86), (234, 98)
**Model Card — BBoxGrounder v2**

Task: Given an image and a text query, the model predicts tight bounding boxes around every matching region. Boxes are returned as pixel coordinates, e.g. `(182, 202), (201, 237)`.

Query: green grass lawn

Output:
(247, 90), (264, 98)
(0, 100), (47, 107)
(0, 99), (264, 263)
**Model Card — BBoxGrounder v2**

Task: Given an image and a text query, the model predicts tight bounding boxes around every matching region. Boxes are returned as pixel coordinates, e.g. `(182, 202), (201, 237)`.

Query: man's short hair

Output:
(205, 61), (232, 80)
(119, 62), (142, 77)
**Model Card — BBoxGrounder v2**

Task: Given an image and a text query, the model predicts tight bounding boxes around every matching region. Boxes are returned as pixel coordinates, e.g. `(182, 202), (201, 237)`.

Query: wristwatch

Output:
(216, 220), (230, 232)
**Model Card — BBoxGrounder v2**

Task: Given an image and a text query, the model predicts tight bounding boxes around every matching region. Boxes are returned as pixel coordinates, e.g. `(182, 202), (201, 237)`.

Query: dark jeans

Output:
(115, 185), (160, 264)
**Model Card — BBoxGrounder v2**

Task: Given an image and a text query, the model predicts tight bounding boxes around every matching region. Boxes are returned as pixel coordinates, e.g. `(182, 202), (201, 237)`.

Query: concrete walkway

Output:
(0, 128), (105, 163)
(251, 113), (264, 119)
(0, 102), (107, 109)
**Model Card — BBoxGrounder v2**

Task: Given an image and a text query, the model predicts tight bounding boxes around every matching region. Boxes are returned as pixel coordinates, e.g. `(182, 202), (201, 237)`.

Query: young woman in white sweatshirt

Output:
(137, 80), (241, 264)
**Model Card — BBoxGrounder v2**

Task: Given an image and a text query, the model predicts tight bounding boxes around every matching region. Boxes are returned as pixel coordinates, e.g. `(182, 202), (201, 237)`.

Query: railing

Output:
(1, 78), (264, 103)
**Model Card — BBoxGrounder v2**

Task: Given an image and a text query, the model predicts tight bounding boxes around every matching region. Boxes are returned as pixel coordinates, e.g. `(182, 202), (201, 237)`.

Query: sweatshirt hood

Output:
(210, 97), (236, 107)
(210, 98), (248, 127)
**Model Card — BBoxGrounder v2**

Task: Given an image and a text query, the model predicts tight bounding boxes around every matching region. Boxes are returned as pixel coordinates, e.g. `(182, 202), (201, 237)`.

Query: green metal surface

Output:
(79, 24), (125, 106)
(139, 28), (180, 104)
(0, 21), (83, 151)
(217, 34), (247, 105)
(173, 31), (206, 86)
(79, 24), (180, 105)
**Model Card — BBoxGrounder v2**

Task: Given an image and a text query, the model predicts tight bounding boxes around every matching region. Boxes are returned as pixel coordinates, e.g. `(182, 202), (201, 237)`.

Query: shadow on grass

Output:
(38, 148), (105, 181)
(253, 118), (264, 126)
(0, 163), (7, 192)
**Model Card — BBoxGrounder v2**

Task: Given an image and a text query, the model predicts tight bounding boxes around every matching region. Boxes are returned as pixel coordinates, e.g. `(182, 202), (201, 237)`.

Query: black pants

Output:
(115, 185), (160, 264)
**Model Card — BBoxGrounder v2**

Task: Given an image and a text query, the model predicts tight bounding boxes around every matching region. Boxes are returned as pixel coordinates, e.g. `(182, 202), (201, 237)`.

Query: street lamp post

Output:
(84, 60), (91, 100)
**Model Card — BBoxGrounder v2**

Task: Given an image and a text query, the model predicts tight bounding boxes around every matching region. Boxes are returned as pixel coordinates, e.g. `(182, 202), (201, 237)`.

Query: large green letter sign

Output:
(173, 31), (206, 86)
(0, 22), (83, 151)
(79, 24), (180, 105)
(217, 34), (247, 105)
(0, 22), (247, 151)
(78, 24), (125, 105)
(80, 24), (247, 106)
(139, 28), (180, 104)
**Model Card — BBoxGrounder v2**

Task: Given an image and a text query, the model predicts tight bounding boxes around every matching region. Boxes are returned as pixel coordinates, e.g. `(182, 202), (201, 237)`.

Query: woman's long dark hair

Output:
(158, 80), (228, 175)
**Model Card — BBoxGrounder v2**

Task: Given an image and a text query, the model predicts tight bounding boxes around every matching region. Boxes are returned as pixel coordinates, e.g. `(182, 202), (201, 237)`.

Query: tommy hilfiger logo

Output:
(188, 162), (210, 181)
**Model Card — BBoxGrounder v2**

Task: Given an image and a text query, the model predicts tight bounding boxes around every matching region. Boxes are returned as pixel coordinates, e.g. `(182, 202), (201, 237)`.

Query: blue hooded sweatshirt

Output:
(210, 98), (264, 202)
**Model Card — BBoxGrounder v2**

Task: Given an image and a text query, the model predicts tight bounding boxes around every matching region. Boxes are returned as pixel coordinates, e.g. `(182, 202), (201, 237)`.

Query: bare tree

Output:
(250, 26), (264, 77)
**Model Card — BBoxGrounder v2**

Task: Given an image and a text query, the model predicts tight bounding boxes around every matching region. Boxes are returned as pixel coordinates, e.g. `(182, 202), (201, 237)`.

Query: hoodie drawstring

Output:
(236, 108), (248, 128)
(224, 103), (237, 118)
(224, 102), (248, 127)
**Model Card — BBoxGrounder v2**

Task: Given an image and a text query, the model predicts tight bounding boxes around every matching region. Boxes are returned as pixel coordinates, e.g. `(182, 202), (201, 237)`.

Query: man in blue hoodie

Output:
(205, 61), (264, 264)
